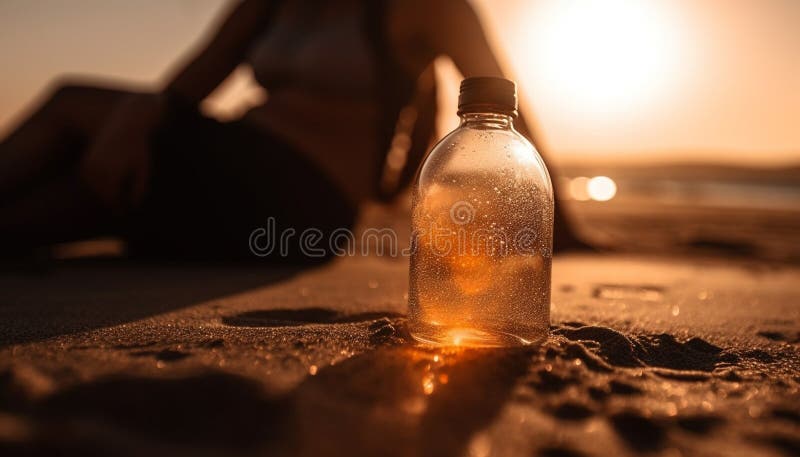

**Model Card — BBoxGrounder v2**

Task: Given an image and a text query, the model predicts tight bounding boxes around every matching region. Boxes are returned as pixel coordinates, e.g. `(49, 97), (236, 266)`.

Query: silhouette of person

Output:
(0, 0), (587, 260)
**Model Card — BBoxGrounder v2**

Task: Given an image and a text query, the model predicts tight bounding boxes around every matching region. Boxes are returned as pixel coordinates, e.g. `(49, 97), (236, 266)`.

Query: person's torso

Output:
(244, 0), (382, 205)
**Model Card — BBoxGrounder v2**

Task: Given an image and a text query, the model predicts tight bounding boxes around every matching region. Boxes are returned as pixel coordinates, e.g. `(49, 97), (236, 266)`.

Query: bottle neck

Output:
(459, 112), (514, 130)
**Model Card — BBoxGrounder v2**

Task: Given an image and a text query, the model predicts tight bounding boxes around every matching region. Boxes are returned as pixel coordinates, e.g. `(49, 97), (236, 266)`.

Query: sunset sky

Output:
(0, 0), (797, 166)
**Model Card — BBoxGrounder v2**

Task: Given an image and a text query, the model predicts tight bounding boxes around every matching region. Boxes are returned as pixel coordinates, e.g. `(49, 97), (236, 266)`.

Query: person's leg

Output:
(0, 168), (113, 255)
(0, 81), (133, 255)
(128, 116), (357, 261)
(0, 81), (132, 203)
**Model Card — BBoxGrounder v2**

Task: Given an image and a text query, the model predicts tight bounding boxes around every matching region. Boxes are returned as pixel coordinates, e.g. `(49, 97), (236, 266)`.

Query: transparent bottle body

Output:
(409, 113), (553, 347)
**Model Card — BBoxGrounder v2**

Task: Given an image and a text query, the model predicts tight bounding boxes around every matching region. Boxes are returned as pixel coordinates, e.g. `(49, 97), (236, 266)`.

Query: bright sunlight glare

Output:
(568, 176), (617, 201)
(587, 176), (617, 201)
(522, 0), (683, 115)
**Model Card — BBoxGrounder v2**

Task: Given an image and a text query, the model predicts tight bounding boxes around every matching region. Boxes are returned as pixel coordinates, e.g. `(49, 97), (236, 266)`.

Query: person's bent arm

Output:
(420, 0), (542, 146)
(165, 0), (276, 105)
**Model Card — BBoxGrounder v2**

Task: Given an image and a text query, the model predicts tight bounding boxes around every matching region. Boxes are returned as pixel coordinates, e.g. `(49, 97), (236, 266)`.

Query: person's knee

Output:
(40, 78), (131, 131)
(41, 79), (94, 117)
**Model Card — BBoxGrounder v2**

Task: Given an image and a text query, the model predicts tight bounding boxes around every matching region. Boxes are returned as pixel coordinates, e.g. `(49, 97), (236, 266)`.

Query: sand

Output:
(0, 253), (798, 456)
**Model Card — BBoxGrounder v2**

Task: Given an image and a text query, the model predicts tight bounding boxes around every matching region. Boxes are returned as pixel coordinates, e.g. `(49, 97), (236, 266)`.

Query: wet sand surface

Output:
(0, 253), (798, 456)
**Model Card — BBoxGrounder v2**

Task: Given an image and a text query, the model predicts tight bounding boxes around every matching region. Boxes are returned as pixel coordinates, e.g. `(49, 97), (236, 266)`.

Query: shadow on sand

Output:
(0, 259), (307, 347)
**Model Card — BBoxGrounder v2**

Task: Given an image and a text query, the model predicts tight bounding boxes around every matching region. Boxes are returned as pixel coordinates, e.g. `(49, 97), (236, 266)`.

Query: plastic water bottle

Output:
(409, 77), (553, 347)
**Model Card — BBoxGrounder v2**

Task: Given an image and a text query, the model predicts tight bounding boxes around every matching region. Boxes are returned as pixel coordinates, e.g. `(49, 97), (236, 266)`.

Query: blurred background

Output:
(1, 0), (798, 260)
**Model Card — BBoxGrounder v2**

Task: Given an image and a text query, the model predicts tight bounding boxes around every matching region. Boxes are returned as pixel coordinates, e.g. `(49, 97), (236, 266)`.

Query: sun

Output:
(520, 0), (683, 115)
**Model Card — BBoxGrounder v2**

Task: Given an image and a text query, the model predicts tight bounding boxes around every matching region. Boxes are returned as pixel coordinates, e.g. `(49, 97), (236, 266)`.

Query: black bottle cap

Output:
(458, 76), (518, 117)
